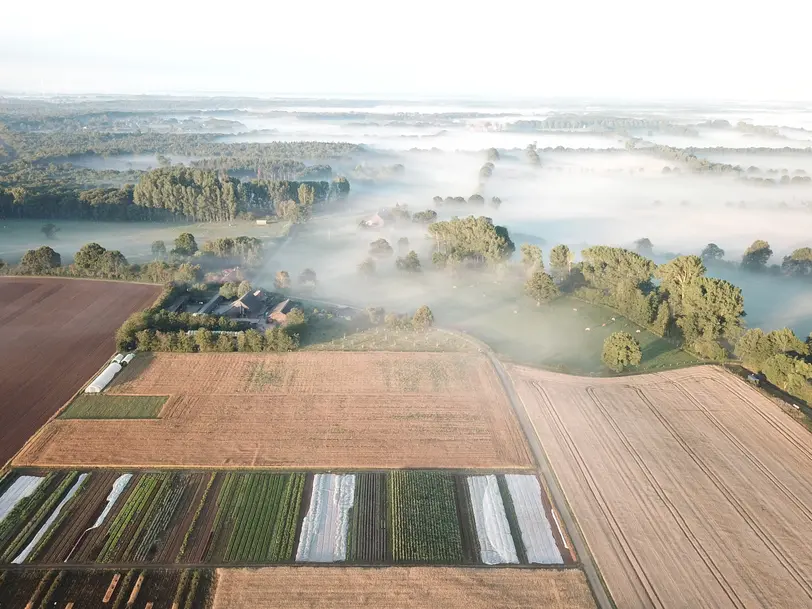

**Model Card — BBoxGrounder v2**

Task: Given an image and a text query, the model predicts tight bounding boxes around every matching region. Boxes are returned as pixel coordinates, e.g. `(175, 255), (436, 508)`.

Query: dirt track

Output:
(0, 278), (160, 466)
(509, 364), (812, 609)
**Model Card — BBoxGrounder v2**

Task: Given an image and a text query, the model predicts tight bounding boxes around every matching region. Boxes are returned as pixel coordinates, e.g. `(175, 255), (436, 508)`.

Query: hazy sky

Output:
(2, 0), (811, 100)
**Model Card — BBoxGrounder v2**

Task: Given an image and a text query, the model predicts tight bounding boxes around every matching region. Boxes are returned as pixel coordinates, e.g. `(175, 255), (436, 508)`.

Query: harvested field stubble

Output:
(510, 364), (812, 609)
(0, 278), (160, 465)
(211, 566), (597, 609)
(17, 352), (532, 469)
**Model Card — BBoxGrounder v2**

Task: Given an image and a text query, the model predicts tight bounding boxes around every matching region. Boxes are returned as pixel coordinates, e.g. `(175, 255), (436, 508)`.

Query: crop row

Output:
(0, 469), (566, 567)
(0, 568), (213, 609)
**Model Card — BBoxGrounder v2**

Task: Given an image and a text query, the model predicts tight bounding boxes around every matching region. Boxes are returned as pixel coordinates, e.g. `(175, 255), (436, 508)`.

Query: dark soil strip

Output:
(183, 474), (224, 564)
(158, 474), (208, 563)
(496, 475), (529, 564)
(453, 475), (481, 564)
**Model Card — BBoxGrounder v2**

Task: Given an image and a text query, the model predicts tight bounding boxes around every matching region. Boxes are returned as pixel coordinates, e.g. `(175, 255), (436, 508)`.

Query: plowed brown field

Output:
(15, 352), (532, 469)
(0, 277), (160, 465)
(509, 364), (812, 609)
(211, 567), (596, 609)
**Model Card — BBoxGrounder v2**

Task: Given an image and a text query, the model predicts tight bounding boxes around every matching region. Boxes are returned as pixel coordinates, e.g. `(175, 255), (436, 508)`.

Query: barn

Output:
(268, 299), (295, 325)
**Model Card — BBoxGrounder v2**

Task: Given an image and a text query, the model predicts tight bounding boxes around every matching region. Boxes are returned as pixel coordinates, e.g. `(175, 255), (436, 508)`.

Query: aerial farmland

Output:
(0, 278), (161, 464)
(15, 352), (533, 469)
(509, 364), (812, 609)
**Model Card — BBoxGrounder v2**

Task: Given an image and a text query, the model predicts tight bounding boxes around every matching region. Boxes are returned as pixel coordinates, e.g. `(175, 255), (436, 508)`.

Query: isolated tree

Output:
(549, 244), (573, 280)
(299, 268), (317, 285)
(219, 282), (239, 299)
(525, 270), (559, 305)
(237, 280), (253, 298)
(396, 251), (422, 273)
(486, 147), (500, 162)
(526, 144), (541, 165)
(468, 193), (485, 205)
(73, 242), (107, 271)
(700, 243), (725, 263)
(369, 238), (394, 258)
(173, 233), (198, 256)
(41, 223), (59, 240)
(490, 196), (502, 208)
(274, 270), (291, 289)
(412, 210), (437, 224)
(19, 246), (61, 274)
(520, 244), (544, 272)
(358, 257), (376, 276)
(602, 332), (642, 372)
(634, 238), (654, 257)
(412, 305), (435, 331)
(397, 237), (410, 254)
(781, 247), (812, 276)
(655, 255), (706, 314)
(741, 240), (772, 272)
(151, 240), (167, 260)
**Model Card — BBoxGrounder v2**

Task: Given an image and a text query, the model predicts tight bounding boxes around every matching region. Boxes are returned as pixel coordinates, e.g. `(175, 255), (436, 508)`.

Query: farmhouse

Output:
(228, 290), (266, 318)
(268, 299), (294, 325)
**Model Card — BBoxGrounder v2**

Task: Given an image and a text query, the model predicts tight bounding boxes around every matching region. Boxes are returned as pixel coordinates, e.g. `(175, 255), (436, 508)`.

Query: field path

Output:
(488, 354), (614, 609)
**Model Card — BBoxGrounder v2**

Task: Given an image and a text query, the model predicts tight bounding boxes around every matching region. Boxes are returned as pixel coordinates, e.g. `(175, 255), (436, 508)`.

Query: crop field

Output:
(210, 567), (597, 609)
(0, 277), (160, 465)
(510, 363), (812, 609)
(15, 352), (533, 469)
(59, 395), (168, 419)
(0, 568), (213, 608)
(0, 470), (568, 568)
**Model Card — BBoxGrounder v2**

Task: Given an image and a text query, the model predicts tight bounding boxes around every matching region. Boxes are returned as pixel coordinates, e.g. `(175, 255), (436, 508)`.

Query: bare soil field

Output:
(211, 567), (596, 609)
(15, 352), (532, 469)
(509, 364), (812, 609)
(0, 278), (160, 465)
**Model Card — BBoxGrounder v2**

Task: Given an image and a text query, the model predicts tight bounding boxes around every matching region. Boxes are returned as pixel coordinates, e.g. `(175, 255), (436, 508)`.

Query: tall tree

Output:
(73, 242), (107, 272)
(655, 255), (706, 314)
(602, 332), (642, 372)
(151, 240), (167, 260)
(781, 247), (812, 276)
(678, 276), (745, 343)
(549, 245), (573, 281)
(173, 233), (198, 256)
(396, 251), (422, 273)
(741, 240), (772, 272)
(700, 243), (725, 263)
(41, 223), (59, 240)
(274, 270), (291, 289)
(520, 244), (544, 272)
(412, 305), (435, 331)
(19, 246), (61, 274)
(634, 238), (654, 257)
(525, 270), (559, 305)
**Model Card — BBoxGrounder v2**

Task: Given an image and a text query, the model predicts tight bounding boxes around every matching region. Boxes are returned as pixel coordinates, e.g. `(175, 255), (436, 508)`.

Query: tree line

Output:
(1, 165), (350, 222)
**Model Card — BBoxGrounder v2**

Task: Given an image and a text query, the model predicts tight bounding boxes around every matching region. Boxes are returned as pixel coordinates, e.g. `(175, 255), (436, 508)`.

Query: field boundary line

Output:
(513, 379), (622, 609)
(586, 387), (746, 609)
(634, 386), (812, 603)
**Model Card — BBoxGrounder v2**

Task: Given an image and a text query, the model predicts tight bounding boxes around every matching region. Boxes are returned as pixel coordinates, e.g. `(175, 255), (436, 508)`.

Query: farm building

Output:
(360, 208), (393, 228)
(268, 299), (295, 325)
(228, 290), (266, 318)
(195, 294), (222, 316)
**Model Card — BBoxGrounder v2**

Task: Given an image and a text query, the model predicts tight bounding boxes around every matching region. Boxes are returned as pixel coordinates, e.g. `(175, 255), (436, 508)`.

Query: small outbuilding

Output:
(268, 299), (295, 325)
